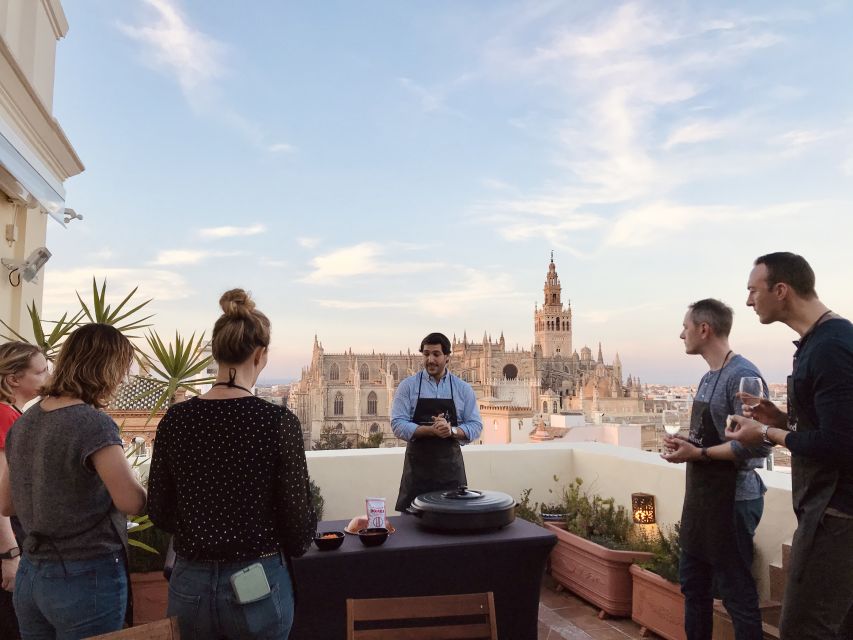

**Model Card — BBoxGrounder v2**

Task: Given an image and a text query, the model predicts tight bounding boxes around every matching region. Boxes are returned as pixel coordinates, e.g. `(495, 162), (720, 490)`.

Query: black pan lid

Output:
(411, 486), (515, 514)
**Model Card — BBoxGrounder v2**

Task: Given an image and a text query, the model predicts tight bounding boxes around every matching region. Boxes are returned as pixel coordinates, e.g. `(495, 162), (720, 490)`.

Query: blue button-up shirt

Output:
(391, 370), (483, 443)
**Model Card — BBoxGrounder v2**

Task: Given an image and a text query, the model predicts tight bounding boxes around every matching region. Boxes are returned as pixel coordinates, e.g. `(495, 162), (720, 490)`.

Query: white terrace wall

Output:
(306, 441), (797, 600)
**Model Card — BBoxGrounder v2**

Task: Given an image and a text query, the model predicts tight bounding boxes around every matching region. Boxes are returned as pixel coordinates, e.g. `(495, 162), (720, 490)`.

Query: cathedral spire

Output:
(597, 342), (604, 364)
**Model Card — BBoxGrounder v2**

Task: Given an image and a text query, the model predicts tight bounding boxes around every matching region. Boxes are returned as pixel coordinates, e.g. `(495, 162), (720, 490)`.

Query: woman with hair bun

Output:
(0, 342), (48, 639)
(148, 289), (316, 640)
(0, 324), (147, 638)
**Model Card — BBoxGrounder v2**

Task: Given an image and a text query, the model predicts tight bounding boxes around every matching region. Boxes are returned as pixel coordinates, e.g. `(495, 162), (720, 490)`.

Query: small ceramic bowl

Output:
(314, 531), (345, 551)
(357, 527), (389, 547)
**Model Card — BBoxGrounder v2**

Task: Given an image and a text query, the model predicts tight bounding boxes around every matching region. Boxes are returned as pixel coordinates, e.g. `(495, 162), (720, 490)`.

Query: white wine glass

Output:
(662, 409), (681, 435)
(739, 377), (767, 409)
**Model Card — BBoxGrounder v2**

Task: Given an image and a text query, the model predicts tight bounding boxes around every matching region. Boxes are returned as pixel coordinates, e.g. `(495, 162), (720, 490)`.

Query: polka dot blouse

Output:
(147, 396), (317, 561)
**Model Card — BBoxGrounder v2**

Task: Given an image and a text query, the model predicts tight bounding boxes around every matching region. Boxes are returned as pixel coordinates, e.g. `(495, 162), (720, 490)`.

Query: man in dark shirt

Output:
(727, 252), (853, 640)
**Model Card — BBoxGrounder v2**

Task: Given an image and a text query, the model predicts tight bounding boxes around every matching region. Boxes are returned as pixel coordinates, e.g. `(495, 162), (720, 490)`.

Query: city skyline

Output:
(37, 1), (853, 385)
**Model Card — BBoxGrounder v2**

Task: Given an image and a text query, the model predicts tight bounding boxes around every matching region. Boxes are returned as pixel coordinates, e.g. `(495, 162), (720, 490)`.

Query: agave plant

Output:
(76, 277), (154, 337)
(0, 301), (83, 360)
(133, 330), (215, 418)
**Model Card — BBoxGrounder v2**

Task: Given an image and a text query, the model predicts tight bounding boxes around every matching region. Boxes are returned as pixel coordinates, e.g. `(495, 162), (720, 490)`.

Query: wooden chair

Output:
(85, 617), (180, 639)
(346, 591), (497, 639)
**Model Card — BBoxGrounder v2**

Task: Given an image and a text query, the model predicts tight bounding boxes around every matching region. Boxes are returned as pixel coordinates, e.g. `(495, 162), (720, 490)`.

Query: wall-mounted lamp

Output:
(1, 246), (51, 286)
(631, 492), (656, 525)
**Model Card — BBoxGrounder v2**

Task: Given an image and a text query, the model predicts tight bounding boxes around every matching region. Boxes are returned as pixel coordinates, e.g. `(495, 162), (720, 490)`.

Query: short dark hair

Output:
(420, 332), (451, 355)
(754, 252), (817, 299)
(688, 299), (733, 338)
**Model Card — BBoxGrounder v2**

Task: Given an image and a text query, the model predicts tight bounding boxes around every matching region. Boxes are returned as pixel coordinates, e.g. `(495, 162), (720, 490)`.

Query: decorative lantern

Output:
(631, 493), (656, 525)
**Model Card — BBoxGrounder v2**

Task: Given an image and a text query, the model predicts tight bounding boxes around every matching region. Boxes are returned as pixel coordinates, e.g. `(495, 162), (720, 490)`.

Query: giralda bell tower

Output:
(534, 253), (572, 358)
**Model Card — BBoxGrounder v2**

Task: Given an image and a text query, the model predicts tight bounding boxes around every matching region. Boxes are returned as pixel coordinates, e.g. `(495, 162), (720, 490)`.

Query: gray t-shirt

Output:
(694, 354), (771, 501)
(6, 403), (126, 560)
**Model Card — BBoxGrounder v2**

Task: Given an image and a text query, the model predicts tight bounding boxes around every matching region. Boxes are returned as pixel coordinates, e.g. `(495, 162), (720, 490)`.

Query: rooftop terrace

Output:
(306, 441), (797, 601)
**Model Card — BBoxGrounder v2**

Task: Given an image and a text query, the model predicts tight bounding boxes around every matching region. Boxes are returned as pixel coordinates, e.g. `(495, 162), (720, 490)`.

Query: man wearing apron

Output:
(663, 299), (769, 640)
(729, 253), (853, 640)
(391, 333), (483, 513)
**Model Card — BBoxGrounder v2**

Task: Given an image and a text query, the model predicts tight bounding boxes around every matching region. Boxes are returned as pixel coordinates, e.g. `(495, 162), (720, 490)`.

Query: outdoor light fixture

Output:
(1, 246), (51, 286)
(631, 492), (656, 525)
(63, 208), (83, 224)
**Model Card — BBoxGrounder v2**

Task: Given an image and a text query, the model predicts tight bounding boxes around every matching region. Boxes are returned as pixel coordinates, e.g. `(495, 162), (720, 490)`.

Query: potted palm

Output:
(544, 478), (654, 618)
(630, 525), (685, 640)
(133, 330), (214, 417)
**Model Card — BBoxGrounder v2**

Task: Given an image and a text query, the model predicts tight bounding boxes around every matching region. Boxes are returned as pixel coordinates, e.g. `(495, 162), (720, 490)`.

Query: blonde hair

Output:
(41, 324), (135, 408)
(0, 342), (45, 404)
(211, 289), (271, 364)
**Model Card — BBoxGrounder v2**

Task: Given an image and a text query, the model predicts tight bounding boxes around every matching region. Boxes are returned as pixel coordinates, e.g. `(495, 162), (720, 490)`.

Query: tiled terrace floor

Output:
(538, 575), (661, 640)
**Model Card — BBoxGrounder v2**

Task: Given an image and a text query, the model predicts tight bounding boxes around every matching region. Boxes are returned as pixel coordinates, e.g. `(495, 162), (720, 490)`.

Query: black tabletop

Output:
(290, 516), (556, 639)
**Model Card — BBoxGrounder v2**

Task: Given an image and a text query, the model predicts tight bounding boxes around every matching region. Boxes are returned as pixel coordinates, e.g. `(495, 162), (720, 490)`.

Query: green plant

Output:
(638, 523), (681, 583)
(77, 277), (154, 336)
(515, 488), (543, 526)
(134, 330), (214, 417)
(310, 478), (324, 521)
(127, 519), (171, 573)
(312, 425), (353, 450)
(1, 278), (154, 359)
(357, 432), (384, 449)
(0, 302), (83, 360)
(559, 477), (640, 551)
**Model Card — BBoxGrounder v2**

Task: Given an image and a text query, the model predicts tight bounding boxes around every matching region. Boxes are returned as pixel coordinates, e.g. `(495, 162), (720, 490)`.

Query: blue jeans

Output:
(13, 552), (127, 640)
(168, 554), (294, 640)
(680, 497), (764, 640)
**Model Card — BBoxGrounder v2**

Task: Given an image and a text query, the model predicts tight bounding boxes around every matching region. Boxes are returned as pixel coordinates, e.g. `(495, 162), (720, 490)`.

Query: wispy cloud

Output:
(301, 243), (443, 285)
(605, 200), (829, 248)
(150, 249), (242, 265)
(119, 0), (294, 154)
(259, 257), (288, 268)
(474, 3), (795, 250)
(663, 119), (738, 149)
(398, 74), (470, 117)
(42, 267), (191, 313)
(297, 237), (321, 249)
(198, 223), (266, 239)
(119, 0), (225, 94)
(268, 143), (297, 154)
(315, 268), (525, 316)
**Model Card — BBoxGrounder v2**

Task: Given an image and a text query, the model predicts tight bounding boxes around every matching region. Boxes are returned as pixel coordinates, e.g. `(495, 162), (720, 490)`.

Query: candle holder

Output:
(631, 492), (656, 525)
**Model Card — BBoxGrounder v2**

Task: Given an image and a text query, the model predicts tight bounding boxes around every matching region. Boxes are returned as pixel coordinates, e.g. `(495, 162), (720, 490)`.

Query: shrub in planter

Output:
(515, 488), (544, 526)
(310, 478), (325, 522)
(127, 517), (171, 625)
(546, 478), (654, 617)
(631, 525), (686, 640)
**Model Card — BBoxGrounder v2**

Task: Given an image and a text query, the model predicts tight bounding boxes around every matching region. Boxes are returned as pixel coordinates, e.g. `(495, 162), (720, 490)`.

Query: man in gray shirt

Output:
(663, 299), (771, 640)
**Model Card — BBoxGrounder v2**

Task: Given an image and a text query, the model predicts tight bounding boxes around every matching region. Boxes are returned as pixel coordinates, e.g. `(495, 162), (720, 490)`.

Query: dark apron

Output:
(395, 372), (466, 512)
(786, 349), (840, 583)
(680, 370), (737, 563)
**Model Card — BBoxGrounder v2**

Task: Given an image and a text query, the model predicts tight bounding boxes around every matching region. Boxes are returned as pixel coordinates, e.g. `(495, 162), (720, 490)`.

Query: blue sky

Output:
(42, 0), (853, 384)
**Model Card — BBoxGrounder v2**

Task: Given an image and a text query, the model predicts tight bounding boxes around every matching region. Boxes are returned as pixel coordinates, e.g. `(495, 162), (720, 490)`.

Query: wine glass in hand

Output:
(739, 377), (767, 410)
(662, 410), (681, 436)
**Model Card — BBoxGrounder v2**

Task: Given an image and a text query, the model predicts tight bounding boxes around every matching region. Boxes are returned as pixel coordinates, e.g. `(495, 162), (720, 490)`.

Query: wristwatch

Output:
(451, 426), (460, 438)
(0, 547), (20, 560)
(760, 423), (772, 444)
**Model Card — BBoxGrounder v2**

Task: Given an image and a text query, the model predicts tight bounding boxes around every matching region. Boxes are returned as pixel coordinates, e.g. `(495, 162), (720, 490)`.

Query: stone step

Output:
(712, 600), (782, 640)
(769, 562), (787, 603)
(781, 542), (791, 570)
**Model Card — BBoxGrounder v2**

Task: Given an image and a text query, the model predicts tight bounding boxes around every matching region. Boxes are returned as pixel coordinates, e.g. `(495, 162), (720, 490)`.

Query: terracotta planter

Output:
(630, 564), (686, 640)
(131, 571), (169, 625)
(545, 523), (654, 618)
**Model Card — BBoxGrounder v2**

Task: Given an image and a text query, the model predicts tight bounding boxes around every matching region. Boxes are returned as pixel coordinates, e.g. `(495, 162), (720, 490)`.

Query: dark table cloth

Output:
(290, 516), (556, 639)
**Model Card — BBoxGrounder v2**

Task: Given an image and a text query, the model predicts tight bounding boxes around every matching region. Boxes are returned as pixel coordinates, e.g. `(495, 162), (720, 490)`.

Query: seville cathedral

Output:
(288, 256), (644, 446)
